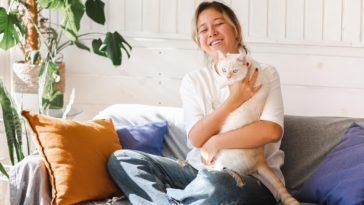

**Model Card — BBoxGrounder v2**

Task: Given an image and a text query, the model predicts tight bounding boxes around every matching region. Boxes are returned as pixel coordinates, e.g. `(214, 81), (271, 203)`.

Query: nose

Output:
(227, 72), (232, 79)
(208, 28), (217, 38)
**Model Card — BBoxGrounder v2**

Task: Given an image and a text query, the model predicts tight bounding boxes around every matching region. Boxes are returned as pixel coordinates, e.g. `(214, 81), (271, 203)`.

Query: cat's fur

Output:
(213, 51), (299, 205)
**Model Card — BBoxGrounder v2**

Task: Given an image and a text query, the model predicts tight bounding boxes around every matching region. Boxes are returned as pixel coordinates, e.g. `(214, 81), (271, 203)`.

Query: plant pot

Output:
(12, 61), (66, 93)
(12, 62), (40, 93)
(11, 61), (66, 112)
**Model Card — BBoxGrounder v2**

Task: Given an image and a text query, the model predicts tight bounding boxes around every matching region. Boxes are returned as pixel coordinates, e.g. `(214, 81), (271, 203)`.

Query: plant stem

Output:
(25, 0), (39, 51)
(57, 41), (73, 53)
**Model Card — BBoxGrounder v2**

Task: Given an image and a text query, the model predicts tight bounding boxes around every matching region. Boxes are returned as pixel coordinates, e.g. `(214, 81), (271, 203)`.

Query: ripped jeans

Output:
(108, 149), (276, 205)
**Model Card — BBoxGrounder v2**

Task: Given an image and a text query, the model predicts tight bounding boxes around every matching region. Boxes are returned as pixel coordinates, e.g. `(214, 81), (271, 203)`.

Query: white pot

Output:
(12, 62), (41, 112)
(11, 61), (66, 112)
(12, 62), (40, 94)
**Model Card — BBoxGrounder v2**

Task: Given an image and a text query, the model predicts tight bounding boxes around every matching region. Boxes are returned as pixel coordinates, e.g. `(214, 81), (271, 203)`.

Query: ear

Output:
(240, 55), (252, 67)
(217, 50), (226, 60)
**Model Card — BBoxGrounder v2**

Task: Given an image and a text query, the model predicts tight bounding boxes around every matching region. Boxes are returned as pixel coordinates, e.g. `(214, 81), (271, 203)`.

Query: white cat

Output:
(213, 51), (299, 205)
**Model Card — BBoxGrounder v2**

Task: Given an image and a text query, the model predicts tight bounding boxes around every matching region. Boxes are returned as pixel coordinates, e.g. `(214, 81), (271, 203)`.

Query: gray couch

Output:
(9, 104), (364, 205)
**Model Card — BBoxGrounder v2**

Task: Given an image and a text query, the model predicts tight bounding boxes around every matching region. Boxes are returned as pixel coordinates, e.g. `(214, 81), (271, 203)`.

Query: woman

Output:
(108, 1), (284, 204)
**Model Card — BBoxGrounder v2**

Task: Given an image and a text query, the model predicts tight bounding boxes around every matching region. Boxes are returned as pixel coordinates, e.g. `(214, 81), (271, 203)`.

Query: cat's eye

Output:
(233, 69), (238, 73)
(222, 68), (226, 72)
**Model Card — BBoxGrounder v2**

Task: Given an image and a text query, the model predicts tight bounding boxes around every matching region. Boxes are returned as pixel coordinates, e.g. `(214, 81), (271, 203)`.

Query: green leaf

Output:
(85, 0), (105, 25)
(48, 91), (64, 109)
(38, 60), (47, 77)
(114, 31), (132, 58)
(114, 31), (132, 51)
(103, 32), (122, 66)
(12, 107), (23, 161)
(91, 38), (106, 57)
(47, 61), (58, 73)
(102, 32), (132, 66)
(0, 7), (7, 33)
(91, 32), (132, 66)
(39, 0), (64, 9)
(0, 80), (24, 165)
(30, 50), (40, 64)
(40, 61), (64, 110)
(0, 8), (22, 50)
(75, 40), (90, 51)
(0, 163), (9, 179)
(61, 0), (85, 41)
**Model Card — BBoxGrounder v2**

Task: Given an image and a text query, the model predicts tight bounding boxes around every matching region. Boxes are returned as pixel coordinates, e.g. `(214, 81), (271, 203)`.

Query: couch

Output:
(8, 104), (364, 205)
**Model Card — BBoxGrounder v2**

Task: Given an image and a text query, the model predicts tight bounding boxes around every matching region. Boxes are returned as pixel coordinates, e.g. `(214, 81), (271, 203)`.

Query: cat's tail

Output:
(257, 164), (299, 205)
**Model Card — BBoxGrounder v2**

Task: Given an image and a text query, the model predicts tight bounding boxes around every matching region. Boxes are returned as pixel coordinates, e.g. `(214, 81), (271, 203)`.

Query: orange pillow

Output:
(22, 110), (122, 205)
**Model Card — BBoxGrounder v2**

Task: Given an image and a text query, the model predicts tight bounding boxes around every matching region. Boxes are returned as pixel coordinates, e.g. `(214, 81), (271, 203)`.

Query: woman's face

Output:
(197, 8), (239, 61)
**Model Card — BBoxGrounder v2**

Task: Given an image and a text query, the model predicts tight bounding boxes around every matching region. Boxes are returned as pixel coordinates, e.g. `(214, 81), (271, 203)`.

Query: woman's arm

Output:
(212, 120), (282, 149)
(187, 97), (236, 148)
(200, 120), (282, 165)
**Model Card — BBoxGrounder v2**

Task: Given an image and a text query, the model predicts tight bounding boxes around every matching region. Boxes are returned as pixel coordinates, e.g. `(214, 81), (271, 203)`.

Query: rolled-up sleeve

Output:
(260, 65), (284, 129)
(179, 75), (205, 142)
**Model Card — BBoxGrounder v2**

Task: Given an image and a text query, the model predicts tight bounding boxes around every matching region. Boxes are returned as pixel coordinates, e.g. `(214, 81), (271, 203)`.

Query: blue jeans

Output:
(108, 149), (276, 205)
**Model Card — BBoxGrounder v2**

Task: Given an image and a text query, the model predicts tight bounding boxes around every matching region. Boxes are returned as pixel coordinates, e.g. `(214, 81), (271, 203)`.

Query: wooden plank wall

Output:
(4, 0), (364, 120)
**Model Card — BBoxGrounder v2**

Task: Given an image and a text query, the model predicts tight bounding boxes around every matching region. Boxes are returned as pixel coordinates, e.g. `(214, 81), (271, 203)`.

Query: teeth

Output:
(210, 40), (222, 46)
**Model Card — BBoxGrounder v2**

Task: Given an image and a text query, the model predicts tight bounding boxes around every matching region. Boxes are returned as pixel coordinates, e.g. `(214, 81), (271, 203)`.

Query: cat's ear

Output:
(217, 50), (226, 60)
(239, 54), (252, 67)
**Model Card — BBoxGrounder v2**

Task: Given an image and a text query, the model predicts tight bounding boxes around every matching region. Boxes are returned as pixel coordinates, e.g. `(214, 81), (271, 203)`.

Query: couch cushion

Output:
(116, 121), (168, 156)
(295, 122), (364, 204)
(281, 115), (364, 191)
(94, 104), (189, 159)
(22, 111), (122, 205)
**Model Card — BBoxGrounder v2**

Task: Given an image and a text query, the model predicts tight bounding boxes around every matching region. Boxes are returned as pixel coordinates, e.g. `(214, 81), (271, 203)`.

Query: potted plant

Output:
(0, 78), (26, 178)
(0, 78), (27, 205)
(0, 0), (132, 114)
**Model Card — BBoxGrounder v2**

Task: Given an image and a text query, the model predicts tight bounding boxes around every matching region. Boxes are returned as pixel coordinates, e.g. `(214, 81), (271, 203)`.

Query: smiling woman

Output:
(195, 8), (238, 55)
(105, 1), (288, 205)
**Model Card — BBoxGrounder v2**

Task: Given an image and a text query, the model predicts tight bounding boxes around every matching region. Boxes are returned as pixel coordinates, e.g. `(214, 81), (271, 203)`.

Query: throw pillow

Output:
(22, 110), (122, 205)
(116, 121), (168, 156)
(295, 122), (364, 205)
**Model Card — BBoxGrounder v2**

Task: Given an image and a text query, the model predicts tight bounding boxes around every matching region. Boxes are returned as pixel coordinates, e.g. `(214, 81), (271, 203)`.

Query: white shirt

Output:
(179, 62), (285, 200)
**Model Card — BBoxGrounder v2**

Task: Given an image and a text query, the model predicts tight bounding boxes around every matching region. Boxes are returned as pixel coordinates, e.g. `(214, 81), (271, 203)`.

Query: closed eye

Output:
(199, 28), (207, 34)
(233, 69), (238, 73)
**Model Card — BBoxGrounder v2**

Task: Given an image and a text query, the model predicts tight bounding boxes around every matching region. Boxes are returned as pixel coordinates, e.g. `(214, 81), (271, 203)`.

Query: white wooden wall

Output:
(6, 0), (364, 120)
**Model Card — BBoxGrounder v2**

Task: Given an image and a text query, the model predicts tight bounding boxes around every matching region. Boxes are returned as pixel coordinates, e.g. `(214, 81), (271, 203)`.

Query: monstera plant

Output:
(0, 0), (131, 113)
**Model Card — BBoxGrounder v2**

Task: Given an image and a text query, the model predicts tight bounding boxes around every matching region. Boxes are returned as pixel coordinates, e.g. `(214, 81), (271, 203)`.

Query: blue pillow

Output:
(116, 121), (168, 156)
(295, 122), (364, 205)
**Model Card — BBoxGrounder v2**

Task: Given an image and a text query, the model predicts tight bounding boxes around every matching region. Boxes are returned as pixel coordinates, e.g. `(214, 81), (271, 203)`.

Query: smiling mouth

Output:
(209, 39), (223, 47)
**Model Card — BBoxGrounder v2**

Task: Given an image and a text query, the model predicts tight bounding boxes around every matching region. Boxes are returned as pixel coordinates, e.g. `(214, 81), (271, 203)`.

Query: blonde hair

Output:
(192, 1), (247, 55)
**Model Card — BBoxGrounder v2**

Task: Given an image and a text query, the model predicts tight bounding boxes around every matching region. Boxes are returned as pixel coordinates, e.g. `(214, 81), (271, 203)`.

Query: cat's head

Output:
(216, 50), (252, 83)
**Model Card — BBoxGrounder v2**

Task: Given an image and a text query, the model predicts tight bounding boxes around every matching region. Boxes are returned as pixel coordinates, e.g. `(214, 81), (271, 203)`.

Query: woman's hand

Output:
(200, 136), (219, 165)
(227, 66), (262, 110)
